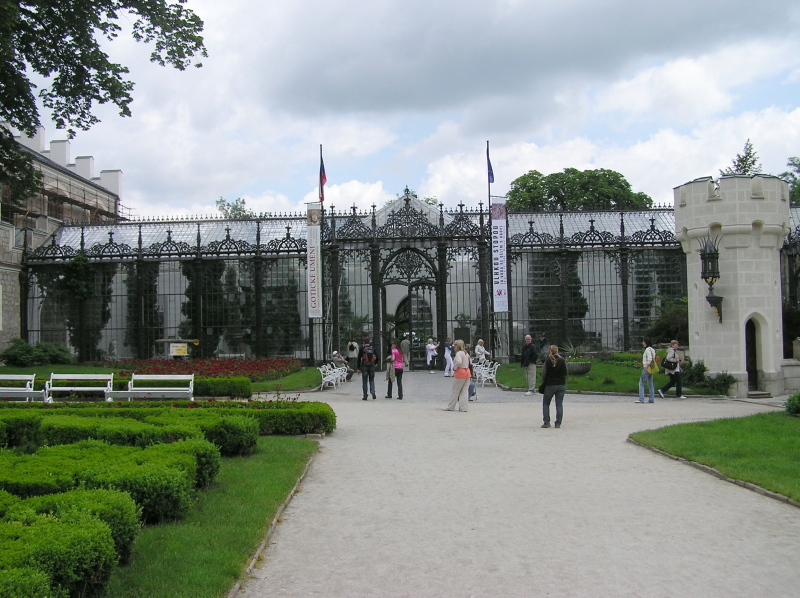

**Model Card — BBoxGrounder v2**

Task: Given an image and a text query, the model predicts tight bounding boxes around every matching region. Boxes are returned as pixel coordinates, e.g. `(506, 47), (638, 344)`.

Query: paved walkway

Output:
(237, 372), (799, 597)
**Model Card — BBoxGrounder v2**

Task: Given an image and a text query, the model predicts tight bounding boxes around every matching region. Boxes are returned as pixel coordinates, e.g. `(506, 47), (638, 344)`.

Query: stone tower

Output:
(674, 175), (790, 398)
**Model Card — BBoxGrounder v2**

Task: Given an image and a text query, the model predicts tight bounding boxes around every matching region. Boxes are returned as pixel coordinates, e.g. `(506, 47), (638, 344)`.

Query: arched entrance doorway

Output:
(381, 248), (438, 369)
(388, 289), (436, 368)
(745, 318), (758, 391)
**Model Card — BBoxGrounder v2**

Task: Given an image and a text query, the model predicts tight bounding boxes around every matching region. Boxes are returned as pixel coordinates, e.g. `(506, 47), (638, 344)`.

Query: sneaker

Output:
(634, 400), (644, 403)
(658, 389), (665, 399)
(525, 391), (533, 396)
(678, 395), (688, 399)
(541, 423), (551, 428)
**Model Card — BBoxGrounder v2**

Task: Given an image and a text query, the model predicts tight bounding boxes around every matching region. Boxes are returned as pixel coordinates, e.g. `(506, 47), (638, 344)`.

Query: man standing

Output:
(400, 335), (411, 369)
(357, 339), (377, 400)
(521, 334), (539, 396)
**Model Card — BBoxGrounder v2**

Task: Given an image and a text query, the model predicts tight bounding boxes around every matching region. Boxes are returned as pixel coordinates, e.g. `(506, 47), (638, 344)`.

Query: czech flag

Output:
(319, 146), (327, 202)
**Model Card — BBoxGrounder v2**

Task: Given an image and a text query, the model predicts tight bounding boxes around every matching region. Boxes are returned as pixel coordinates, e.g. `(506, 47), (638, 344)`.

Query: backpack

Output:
(362, 346), (376, 365)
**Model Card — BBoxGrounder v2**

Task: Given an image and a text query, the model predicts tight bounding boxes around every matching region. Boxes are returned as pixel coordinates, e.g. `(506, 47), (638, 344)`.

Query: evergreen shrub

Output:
(5, 489), (140, 563)
(786, 393), (800, 415)
(0, 338), (76, 367)
(38, 415), (202, 448)
(0, 514), (116, 598)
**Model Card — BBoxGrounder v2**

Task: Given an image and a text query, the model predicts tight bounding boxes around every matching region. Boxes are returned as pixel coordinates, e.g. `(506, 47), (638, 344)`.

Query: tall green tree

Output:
(216, 197), (255, 219)
(720, 139), (762, 176)
(1, 1), (206, 203)
(781, 157), (800, 207)
(507, 168), (652, 212)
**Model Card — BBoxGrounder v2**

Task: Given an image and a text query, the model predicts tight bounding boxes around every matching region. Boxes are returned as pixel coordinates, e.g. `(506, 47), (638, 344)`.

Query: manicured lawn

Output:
(630, 412), (800, 502)
(253, 367), (322, 393)
(104, 436), (318, 598)
(497, 361), (701, 395)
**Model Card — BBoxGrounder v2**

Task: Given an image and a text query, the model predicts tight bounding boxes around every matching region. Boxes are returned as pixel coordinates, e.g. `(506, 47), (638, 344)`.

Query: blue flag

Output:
(487, 145), (494, 184)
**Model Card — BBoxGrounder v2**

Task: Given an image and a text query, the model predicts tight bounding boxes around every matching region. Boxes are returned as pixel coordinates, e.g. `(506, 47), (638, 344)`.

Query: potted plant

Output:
(562, 340), (592, 375)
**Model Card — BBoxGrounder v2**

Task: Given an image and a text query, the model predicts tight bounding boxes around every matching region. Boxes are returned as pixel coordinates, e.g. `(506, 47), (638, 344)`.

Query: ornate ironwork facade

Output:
(39, 188), (800, 365)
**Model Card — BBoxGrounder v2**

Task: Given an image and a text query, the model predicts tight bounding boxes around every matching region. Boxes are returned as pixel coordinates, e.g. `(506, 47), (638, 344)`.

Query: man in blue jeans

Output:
(357, 339), (377, 400)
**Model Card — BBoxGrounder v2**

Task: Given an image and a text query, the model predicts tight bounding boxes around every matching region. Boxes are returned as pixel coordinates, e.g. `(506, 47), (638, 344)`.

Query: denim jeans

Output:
(542, 384), (566, 425)
(361, 367), (375, 397)
(387, 369), (403, 399)
(639, 368), (655, 402)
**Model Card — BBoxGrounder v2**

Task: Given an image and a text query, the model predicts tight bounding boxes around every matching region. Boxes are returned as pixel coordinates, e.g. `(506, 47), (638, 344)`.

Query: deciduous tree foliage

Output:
(0, 0), (207, 202)
(506, 168), (653, 212)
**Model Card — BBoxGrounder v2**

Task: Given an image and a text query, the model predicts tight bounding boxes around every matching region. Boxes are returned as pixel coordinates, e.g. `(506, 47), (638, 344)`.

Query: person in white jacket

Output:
(636, 337), (657, 403)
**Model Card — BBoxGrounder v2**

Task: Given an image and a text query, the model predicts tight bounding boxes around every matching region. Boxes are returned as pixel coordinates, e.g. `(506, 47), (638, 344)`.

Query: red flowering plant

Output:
(108, 357), (302, 382)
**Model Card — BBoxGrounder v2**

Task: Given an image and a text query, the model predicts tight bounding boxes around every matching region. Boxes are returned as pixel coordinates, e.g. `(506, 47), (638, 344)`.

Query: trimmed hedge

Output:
(0, 491), (19, 519)
(0, 566), (51, 598)
(4, 489), (140, 564)
(0, 513), (116, 598)
(143, 413), (258, 456)
(0, 439), (220, 522)
(0, 399), (337, 435)
(39, 415), (203, 448)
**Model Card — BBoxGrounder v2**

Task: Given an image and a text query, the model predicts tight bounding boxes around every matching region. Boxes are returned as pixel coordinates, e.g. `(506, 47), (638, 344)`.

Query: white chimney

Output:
(15, 126), (46, 152)
(72, 156), (95, 180)
(98, 169), (122, 197)
(48, 139), (70, 166)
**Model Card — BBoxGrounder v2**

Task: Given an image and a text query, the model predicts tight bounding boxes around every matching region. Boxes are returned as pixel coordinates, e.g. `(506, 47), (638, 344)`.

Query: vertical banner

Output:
(307, 202), (322, 318)
(491, 199), (509, 312)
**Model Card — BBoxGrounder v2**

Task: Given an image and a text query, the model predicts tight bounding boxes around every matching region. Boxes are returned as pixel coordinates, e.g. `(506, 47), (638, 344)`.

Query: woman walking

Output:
(443, 339), (471, 412)
(658, 340), (686, 399)
(386, 340), (404, 400)
(636, 337), (657, 403)
(540, 345), (567, 428)
(443, 336), (454, 377)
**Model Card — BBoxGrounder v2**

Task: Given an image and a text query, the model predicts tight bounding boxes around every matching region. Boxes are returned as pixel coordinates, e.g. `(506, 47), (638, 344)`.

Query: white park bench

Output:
(45, 373), (114, 403)
(317, 364), (347, 389)
(106, 373), (194, 401)
(0, 374), (46, 401)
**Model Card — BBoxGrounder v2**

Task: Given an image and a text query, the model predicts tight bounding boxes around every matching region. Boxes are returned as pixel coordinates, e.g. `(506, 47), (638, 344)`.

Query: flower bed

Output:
(105, 357), (302, 382)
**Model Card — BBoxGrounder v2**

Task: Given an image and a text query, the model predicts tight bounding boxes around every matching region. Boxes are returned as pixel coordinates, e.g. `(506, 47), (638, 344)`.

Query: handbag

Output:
(662, 359), (677, 370)
(537, 382), (546, 394)
(646, 356), (660, 375)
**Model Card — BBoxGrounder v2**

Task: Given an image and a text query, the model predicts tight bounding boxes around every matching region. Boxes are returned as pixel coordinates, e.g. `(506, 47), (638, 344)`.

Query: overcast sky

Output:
(31, 0), (800, 219)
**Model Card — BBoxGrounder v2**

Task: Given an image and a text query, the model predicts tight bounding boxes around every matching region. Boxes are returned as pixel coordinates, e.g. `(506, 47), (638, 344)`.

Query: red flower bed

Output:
(108, 358), (302, 382)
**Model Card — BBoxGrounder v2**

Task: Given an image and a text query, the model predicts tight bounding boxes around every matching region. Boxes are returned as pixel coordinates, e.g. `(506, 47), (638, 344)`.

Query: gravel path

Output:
(236, 372), (799, 597)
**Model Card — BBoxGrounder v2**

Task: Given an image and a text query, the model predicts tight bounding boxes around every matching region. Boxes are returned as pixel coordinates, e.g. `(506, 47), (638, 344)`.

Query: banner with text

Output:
(491, 200), (509, 312)
(306, 203), (322, 318)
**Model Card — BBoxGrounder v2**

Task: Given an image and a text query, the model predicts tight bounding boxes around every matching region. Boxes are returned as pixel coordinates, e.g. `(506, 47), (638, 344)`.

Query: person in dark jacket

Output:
(357, 339), (377, 400)
(520, 335), (539, 396)
(540, 344), (567, 428)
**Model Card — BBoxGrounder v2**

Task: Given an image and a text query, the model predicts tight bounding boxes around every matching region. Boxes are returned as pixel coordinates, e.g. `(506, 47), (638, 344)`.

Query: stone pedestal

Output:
(674, 175), (790, 398)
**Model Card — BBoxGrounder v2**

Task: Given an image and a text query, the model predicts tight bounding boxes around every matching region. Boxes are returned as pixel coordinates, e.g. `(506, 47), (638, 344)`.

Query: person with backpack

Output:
(521, 334), (539, 396)
(357, 339), (377, 400)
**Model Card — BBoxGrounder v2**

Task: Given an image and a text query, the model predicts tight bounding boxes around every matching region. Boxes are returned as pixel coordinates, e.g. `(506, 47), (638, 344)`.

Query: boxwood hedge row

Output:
(0, 438), (219, 523)
(0, 399), (337, 435)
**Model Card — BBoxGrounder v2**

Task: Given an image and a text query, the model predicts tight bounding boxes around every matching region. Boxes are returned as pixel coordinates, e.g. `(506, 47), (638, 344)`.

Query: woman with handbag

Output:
(443, 339), (471, 412)
(658, 340), (686, 399)
(636, 337), (657, 403)
(540, 345), (567, 428)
